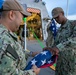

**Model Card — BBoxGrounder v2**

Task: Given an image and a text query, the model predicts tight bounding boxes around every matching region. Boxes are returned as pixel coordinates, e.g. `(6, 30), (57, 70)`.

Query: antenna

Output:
(66, 0), (69, 18)
(23, 18), (27, 51)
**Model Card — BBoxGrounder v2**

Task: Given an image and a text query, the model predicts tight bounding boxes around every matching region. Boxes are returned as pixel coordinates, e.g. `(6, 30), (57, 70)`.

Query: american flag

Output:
(50, 19), (57, 39)
(24, 50), (57, 70)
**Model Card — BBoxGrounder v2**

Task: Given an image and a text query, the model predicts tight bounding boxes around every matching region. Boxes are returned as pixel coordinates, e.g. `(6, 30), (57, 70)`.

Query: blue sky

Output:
(42, 0), (76, 19)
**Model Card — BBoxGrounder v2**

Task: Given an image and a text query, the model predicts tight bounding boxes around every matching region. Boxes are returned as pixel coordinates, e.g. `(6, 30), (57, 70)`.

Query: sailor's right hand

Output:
(32, 65), (40, 75)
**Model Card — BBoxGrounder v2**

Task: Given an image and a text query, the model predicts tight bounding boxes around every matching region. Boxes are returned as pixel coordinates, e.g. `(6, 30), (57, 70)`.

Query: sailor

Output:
(0, 0), (40, 75)
(43, 7), (76, 75)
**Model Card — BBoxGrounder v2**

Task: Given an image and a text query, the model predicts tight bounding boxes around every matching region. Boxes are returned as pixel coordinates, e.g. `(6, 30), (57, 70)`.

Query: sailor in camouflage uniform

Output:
(0, 0), (40, 75)
(44, 7), (76, 75)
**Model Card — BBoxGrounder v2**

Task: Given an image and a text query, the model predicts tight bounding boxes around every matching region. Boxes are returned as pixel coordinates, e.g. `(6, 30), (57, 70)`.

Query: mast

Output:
(66, 0), (69, 17)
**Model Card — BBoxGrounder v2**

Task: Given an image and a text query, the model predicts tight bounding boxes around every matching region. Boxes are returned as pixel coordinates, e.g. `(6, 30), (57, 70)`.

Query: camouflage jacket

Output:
(54, 20), (76, 75)
(46, 22), (54, 47)
(0, 24), (36, 75)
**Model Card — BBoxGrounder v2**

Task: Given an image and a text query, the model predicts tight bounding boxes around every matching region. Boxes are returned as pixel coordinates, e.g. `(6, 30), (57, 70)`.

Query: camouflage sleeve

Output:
(0, 39), (36, 75)
(56, 22), (76, 50)
(46, 25), (54, 47)
(17, 69), (36, 75)
(24, 69), (36, 75)
(0, 30), (36, 75)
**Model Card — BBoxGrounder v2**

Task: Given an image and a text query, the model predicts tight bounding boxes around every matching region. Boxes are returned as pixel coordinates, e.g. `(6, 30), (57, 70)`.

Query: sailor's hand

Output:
(32, 65), (40, 75)
(51, 47), (59, 55)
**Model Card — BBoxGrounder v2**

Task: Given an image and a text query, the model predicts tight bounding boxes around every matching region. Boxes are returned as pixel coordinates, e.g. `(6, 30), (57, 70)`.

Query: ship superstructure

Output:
(18, 0), (50, 40)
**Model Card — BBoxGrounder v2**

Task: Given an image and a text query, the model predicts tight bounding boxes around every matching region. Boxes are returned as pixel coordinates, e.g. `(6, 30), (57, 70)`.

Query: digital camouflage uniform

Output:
(46, 20), (76, 75)
(46, 21), (54, 47)
(0, 24), (36, 75)
(55, 20), (76, 75)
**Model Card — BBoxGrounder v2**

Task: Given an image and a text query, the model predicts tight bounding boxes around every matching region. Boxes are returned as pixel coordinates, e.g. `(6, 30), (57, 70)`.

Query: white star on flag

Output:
(48, 60), (53, 64)
(53, 28), (55, 30)
(41, 59), (46, 65)
(52, 23), (54, 26)
(41, 51), (48, 55)
(31, 59), (37, 65)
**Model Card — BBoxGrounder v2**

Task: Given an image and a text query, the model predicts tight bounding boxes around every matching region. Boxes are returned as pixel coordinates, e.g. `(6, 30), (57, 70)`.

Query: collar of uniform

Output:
(8, 31), (18, 41)
(60, 19), (69, 28)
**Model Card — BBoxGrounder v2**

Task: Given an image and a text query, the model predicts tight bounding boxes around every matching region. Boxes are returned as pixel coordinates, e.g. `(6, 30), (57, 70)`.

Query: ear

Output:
(8, 10), (15, 20)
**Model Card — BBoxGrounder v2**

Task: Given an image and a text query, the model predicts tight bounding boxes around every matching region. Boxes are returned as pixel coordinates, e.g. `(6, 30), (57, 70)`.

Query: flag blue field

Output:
(24, 50), (57, 70)
(50, 19), (57, 39)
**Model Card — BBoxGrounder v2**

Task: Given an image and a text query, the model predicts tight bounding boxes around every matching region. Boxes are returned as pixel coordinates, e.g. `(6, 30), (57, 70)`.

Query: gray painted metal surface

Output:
(18, 0), (50, 40)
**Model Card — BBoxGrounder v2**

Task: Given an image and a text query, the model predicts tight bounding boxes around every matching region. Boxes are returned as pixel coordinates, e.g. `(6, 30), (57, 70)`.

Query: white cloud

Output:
(67, 15), (76, 20)
(43, 0), (76, 17)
